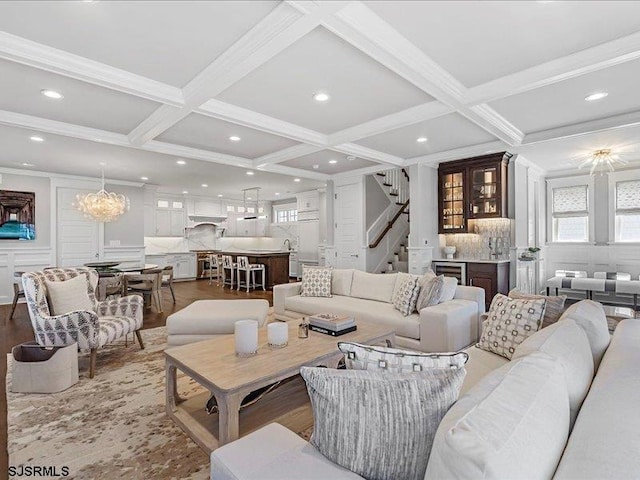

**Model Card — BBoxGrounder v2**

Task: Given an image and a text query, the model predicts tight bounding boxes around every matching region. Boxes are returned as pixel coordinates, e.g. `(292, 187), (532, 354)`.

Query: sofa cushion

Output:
(350, 270), (397, 303)
(509, 289), (567, 328)
(210, 423), (363, 480)
(460, 345), (509, 396)
(331, 269), (354, 297)
(301, 366), (465, 480)
(300, 266), (332, 298)
(558, 300), (610, 369)
(512, 318), (593, 428)
(417, 272), (444, 311)
(392, 275), (421, 316)
(439, 276), (458, 303)
(426, 353), (570, 480)
(477, 294), (545, 360)
(285, 295), (420, 340)
(553, 319), (640, 480)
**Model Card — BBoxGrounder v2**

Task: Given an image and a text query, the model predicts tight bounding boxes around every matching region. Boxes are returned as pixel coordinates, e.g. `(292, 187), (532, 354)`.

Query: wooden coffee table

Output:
(165, 321), (395, 453)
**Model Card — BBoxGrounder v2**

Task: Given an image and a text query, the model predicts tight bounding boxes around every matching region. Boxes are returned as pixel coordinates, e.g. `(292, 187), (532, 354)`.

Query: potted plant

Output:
(519, 247), (540, 261)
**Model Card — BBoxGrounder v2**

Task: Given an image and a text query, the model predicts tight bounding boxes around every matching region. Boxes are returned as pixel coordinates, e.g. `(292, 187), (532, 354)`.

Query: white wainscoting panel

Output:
(0, 247), (53, 305)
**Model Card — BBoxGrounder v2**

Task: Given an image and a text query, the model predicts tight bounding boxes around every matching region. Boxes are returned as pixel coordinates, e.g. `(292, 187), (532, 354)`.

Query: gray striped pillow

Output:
(300, 366), (465, 480)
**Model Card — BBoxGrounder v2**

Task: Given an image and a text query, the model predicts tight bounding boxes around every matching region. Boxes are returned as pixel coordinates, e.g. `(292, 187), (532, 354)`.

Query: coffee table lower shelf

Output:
(166, 374), (313, 454)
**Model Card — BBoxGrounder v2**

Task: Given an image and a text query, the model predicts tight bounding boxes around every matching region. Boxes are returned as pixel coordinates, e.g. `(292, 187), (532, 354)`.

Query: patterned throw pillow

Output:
(392, 275), (420, 316)
(300, 266), (333, 297)
(338, 342), (468, 373)
(301, 366), (465, 480)
(508, 289), (567, 328)
(477, 293), (546, 360)
(416, 272), (445, 311)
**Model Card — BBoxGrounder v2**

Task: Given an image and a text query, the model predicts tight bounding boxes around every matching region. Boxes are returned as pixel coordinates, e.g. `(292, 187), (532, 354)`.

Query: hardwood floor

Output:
(0, 279), (273, 480)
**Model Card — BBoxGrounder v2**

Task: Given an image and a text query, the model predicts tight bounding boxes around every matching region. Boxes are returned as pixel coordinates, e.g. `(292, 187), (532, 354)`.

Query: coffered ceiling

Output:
(1, 0), (640, 195)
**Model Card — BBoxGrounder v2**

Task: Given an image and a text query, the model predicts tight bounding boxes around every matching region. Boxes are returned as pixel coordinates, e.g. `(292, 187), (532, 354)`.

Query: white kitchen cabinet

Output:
(155, 210), (184, 236)
(298, 219), (320, 264)
(165, 253), (196, 279)
(297, 191), (320, 213)
(193, 199), (224, 217)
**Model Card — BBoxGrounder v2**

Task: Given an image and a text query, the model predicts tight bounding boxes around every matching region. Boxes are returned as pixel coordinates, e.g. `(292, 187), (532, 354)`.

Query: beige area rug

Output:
(7, 327), (211, 480)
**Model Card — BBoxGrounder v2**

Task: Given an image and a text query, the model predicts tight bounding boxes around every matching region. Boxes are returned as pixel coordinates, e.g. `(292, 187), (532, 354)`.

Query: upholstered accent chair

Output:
(22, 267), (144, 378)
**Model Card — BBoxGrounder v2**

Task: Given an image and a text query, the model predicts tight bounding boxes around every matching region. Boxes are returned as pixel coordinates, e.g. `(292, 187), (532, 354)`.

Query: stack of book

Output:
(308, 313), (357, 336)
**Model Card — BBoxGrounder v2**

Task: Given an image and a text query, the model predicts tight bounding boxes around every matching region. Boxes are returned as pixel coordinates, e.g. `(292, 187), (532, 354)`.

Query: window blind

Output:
(553, 185), (588, 216)
(616, 180), (640, 214)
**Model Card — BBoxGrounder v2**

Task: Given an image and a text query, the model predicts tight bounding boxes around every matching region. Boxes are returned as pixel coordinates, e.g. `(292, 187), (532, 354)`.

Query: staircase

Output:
(366, 168), (410, 273)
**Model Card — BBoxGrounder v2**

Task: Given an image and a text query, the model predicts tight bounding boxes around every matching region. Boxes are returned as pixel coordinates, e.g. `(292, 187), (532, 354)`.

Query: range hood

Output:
(188, 214), (227, 223)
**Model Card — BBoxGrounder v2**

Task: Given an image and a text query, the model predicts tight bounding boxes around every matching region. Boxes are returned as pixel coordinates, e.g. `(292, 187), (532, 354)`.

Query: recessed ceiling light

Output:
(229, 136), (241, 142)
(312, 164), (320, 169)
(41, 89), (63, 100)
(346, 155), (356, 161)
(176, 159), (186, 165)
(202, 184), (208, 187)
(329, 159), (338, 164)
(217, 194), (223, 198)
(29, 136), (44, 142)
(21, 162), (35, 167)
(246, 171), (255, 176)
(275, 192), (280, 196)
(294, 178), (301, 182)
(247, 197), (253, 200)
(585, 92), (608, 102)
(416, 137), (428, 143)
(182, 190), (189, 194)
(141, 176), (149, 181)
(313, 92), (330, 102)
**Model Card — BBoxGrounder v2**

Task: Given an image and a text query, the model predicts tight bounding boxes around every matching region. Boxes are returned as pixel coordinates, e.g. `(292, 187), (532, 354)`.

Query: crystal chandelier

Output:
(74, 166), (130, 222)
(579, 148), (627, 175)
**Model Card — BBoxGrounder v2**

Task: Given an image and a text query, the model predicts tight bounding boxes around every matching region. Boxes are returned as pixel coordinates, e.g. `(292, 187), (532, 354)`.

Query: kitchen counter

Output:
(210, 250), (291, 288)
(432, 258), (511, 264)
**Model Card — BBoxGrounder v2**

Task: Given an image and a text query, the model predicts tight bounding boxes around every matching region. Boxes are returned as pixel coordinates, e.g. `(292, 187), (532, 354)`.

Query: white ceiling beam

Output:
(144, 140), (253, 169)
(331, 164), (389, 180)
(466, 31), (640, 106)
(405, 140), (507, 167)
(330, 143), (405, 167)
(253, 144), (324, 168)
(197, 99), (328, 146)
(257, 162), (330, 181)
(322, 2), (524, 146)
(0, 31), (184, 106)
(327, 100), (453, 145)
(522, 110), (640, 146)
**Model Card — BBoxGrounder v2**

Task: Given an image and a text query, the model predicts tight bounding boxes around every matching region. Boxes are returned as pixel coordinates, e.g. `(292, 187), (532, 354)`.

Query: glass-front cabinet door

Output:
(468, 164), (501, 218)
(440, 170), (467, 232)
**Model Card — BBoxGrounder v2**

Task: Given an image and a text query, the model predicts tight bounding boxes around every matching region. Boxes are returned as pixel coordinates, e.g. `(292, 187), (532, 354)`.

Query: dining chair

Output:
(9, 271), (26, 320)
(236, 256), (266, 292)
(124, 268), (163, 313)
(222, 255), (237, 289)
(161, 266), (176, 303)
(97, 273), (125, 301)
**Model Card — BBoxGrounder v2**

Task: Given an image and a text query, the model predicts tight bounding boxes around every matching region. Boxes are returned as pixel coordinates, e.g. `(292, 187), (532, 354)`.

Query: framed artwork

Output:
(0, 189), (36, 240)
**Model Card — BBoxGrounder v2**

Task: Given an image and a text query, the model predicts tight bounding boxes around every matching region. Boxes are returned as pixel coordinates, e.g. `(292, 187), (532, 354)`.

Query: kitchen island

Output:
(194, 250), (291, 289)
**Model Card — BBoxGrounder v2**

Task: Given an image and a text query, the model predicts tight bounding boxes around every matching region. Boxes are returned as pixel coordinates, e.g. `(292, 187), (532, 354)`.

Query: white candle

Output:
(235, 320), (258, 357)
(267, 322), (289, 348)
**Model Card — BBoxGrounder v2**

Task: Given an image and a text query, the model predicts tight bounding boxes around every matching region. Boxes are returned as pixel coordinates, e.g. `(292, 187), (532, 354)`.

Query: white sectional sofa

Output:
(210, 300), (640, 480)
(274, 269), (486, 353)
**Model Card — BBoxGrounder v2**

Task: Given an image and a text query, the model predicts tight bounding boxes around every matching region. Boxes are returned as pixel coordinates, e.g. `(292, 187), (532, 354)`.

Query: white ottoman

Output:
(166, 299), (270, 346)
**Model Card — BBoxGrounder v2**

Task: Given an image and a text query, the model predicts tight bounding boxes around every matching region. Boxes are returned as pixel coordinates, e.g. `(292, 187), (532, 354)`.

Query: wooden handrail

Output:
(401, 168), (410, 182)
(369, 199), (410, 248)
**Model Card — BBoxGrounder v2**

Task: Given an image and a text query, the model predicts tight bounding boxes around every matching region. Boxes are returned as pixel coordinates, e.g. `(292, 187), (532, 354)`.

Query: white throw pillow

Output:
(350, 270), (397, 303)
(44, 274), (94, 316)
(426, 353), (570, 480)
(558, 300), (610, 369)
(417, 273), (444, 311)
(392, 275), (421, 316)
(512, 318), (594, 428)
(331, 269), (354, 297)
(300, 266), (333, 298)
(438, 276), (458, 303)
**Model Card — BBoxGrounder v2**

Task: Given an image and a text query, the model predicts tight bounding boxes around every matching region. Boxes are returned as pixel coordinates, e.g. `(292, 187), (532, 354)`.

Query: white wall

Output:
(104, 183), (144, 247)
(407, 164), (437, 274)
(365, 175), (389, 228)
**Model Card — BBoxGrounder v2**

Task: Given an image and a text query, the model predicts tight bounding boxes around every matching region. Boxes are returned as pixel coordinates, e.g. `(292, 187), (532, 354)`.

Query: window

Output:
(273, 206), (298, 223)
(552, 185), (589, 242)
(615, 179), (640, 242)
(172, 201), (183, 209)
(227, 205), (235, 212)
(157, 200), (169, 208)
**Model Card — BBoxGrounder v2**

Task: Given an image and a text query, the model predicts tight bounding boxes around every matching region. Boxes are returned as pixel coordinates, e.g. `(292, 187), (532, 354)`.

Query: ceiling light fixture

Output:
(140, 176), (149, 181)
(293, 178), (301, 182)
(182, 190), (189, 194)
(74, 165), (130, 223)
(346, 155), (356, 161)
(246, 171), (255, 176)
(217, 194), (223, 198)
(21, 163), (35, 167)
(579, 148), (627, 175)
(176, 160), (186, 165)
(229, 136), (241, 142)
(202, 184), (208, 187)
(29, 136), (44, 142)
(585, 92), (608, 102)
(275, 192), (280, 196)
(312, 164), (320, 169)
(329, 159), (338, 164)
(313, 92), (330, 102)
(416, 137), (428, 143)
(41, 89), (63, 100)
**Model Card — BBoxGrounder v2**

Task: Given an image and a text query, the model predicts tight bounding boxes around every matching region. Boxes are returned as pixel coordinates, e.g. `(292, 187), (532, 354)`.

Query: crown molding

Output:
(327, 101), (453, 145)
(144, 139), (253, 168)
(197, 99), (328, 146)
(0, 31), (183, 106)
(406, 140), (507, 167)
(0, 165), (143, 186)
(467, 104), (524, 146)
(330, 143), (405, 167)
(256, 162), (330, 181)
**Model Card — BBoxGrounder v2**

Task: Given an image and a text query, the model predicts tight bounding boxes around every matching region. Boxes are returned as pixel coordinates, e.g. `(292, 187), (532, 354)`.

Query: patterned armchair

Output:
(22, 267), (145, 378)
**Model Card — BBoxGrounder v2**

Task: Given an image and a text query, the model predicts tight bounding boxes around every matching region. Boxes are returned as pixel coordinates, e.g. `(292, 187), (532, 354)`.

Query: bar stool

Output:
(208, 254), (222, 286)
(222, 255), (237, 289)
(236, 256), (266, 292)
(10, 271), (25, 320)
